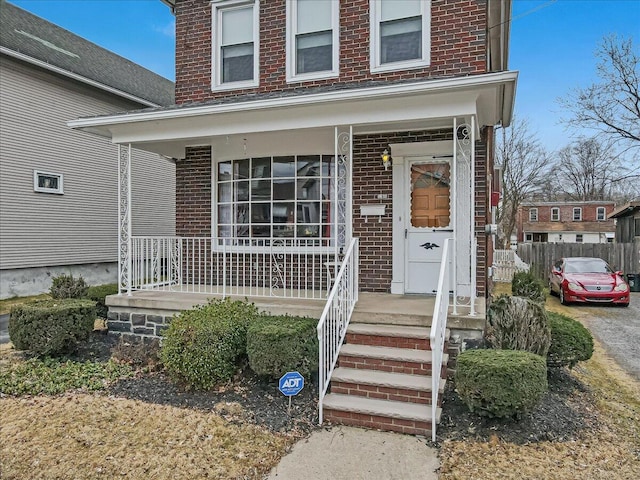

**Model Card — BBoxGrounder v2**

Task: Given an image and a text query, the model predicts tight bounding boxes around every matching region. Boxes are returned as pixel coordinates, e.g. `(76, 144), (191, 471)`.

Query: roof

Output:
(0, 1), (174, 107)
(608, 201), (640, 219)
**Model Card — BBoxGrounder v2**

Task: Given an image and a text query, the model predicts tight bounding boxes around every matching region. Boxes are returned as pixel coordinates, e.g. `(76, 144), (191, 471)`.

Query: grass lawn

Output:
(439, 282), (640, 479)
(0, 394), (293, 480)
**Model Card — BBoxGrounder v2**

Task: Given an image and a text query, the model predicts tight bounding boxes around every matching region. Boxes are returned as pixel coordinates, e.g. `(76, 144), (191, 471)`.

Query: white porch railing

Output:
(430, 237), (452, 442)
(492, 249), (530, 283)
(130, 236), (341, 299)
(317, 238), (359, 424)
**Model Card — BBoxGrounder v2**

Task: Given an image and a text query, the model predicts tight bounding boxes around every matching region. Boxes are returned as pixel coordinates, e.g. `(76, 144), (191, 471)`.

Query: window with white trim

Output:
(596, 206), (606, 221)
(286, 0), (339, 82)
(573, 207), (582, 221)
(33, 170), (63, 194)
(551, 207), (560, 221)
(216, 155), (340, 242)
(576, 233), (583, 243)
(370, 0), (431, 73)
(212, 0), (259, 90)
(529, 208), (538, 222)
(525, 233), (532, 242)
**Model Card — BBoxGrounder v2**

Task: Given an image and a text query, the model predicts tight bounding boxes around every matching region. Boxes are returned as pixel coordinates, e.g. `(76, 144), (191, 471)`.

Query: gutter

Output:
(69, 71), (518, 129)
(1, 47), (161, 108)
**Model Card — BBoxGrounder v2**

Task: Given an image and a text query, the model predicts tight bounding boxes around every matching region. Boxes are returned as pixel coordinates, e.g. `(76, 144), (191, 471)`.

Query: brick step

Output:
(330, 367), (446, 405)
(346, 323), (450, 350)
(322, 393), (442, 436)
(338, 344), (448, 377)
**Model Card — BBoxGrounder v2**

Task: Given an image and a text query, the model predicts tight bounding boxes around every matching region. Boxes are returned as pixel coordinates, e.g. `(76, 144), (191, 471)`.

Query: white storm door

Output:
(405, 160), (452, 294)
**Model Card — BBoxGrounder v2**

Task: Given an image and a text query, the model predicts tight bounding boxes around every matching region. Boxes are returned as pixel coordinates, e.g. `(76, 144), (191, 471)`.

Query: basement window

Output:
(33, 170), (63, 194)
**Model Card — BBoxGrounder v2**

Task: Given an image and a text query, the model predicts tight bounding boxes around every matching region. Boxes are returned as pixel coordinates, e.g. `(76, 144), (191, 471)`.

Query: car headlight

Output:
(567, 282), (584, 291)
(614, 283), (629, 292)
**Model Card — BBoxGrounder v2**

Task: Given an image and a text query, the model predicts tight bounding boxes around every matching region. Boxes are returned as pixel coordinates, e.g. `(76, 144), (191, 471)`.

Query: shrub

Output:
(86, 284), (119, 318)
(8, 299), (97, 356)
(511, 271), (546, 304)
(0, 357), (132, 396)
(50, 273), (88, 299)
(546, 312), (594, 368)
(455, 349), (548, 418)
(247, 315), (318, 379)
(485, 295), (551, 356)
(160, 298), (260, 390)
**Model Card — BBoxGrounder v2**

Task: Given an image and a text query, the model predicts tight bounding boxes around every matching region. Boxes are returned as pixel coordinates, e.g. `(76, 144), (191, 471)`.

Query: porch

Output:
(105, 289), (486, 339)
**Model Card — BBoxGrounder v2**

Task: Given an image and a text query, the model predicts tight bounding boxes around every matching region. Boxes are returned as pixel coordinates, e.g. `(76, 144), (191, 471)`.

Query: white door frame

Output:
(390, 140), (454, 294)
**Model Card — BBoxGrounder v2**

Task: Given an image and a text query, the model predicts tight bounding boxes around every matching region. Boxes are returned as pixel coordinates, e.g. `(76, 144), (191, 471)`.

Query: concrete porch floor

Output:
(106, 289), (486, 335)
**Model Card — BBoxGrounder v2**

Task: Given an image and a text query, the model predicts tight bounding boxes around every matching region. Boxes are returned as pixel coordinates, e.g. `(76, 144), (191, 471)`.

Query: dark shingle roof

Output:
(0, 1), (174, 106)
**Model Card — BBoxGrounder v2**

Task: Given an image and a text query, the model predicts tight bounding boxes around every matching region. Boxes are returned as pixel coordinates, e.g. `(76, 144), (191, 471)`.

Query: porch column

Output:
(335, 126), (353, 250)
(453, 117), (476, 311)
(118, 143), (132, 295)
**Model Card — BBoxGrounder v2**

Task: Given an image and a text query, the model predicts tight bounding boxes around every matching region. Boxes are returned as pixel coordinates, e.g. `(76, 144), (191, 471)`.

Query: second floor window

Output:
(573, 207), (582, 221)
(529, 208), (538, 222)
(212, 1), (258, 90)
(287, 0), (339, 81)
(551, 207), (560, 221)
(597, 207), (606, 221)
(370, 0), (431, 73)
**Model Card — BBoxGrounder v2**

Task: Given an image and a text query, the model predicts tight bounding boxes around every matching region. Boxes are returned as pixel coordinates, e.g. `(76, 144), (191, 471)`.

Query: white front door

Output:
(404, 159), (452, 294)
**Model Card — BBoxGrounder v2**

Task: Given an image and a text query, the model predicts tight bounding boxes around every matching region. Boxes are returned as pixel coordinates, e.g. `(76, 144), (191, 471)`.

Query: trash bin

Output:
(626, 274), (640, 292)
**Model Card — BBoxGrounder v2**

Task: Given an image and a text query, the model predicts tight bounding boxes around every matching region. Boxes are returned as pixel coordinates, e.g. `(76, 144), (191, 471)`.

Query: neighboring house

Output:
(609, 201), (640, 243)
(70, 0), (516, 437)
(516, 201), (616, 244)
(0, 1), (176, 299)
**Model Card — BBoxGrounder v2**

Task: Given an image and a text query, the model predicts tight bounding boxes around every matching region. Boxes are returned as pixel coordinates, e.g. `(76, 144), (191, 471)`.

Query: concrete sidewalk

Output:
(266, 426), (439, 480)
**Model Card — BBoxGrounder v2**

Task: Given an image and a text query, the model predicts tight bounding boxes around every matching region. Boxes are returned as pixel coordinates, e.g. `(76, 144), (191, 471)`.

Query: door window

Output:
(410, 162), (450, 228)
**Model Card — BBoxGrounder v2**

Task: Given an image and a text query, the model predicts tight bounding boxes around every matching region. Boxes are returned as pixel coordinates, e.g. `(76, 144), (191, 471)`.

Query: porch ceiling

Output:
(69, 71), (517, 159)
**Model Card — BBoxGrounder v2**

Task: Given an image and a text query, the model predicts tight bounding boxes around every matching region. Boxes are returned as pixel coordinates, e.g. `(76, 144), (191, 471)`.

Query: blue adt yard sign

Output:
(279, 371), (304, 397)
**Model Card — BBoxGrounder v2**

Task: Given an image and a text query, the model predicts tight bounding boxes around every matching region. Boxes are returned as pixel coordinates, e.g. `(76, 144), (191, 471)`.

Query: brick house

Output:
(517, 201), (616, 244)
(71, 0), (516, 437)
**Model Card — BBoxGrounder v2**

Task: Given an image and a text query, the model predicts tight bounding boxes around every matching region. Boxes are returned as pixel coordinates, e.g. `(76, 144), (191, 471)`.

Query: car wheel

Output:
(548, 280), (556, 296)
(560, 288), (568, 305)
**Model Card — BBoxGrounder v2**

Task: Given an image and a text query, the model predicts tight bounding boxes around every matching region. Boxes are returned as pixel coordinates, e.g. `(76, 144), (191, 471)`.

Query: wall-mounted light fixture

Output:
(381, 148), (391, 171)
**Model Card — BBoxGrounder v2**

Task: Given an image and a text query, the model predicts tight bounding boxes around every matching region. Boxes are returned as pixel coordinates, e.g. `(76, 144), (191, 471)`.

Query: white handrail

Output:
(317, 237), (359, 424)
(430, 237), (452, 442)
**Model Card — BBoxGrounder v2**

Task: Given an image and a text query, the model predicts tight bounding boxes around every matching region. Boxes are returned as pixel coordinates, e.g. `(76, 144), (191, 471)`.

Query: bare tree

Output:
(551, 137), (640, 201)
(560, 35), (640, 149)
(495, 117), (549, 249)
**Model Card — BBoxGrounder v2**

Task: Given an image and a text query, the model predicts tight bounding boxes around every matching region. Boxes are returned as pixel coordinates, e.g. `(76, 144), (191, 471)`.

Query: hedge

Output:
(455, 349), (548, 418)
(247, 315), (318, 379)
(546, 311), (594, 368)
(9, 299), (96, 356)
(159, 298), (259, 390)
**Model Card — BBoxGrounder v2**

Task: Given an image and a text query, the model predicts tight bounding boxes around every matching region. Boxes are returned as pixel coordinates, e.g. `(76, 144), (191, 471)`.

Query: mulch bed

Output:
(72, 331), (599, 444)
(437, 367), (599, 444)
(72, 331), (319, 435)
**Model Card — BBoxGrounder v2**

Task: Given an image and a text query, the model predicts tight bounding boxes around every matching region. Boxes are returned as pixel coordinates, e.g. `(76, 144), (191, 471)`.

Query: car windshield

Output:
(564, 259), (612, 274)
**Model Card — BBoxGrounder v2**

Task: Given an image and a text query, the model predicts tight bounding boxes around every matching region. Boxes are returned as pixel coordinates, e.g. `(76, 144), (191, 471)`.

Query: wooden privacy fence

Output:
(517, 242), (640, 282)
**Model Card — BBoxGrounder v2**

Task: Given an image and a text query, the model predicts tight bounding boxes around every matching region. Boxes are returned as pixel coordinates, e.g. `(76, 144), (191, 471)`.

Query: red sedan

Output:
(549, 257), (630, 307)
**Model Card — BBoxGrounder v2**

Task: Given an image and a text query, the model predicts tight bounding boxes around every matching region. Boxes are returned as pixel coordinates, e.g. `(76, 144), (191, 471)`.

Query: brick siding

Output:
(174, 0), (488, 104)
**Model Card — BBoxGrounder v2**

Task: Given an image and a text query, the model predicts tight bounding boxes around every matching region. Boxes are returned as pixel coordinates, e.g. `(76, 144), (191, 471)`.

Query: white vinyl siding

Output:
(0, 58), (175, 270)
(286, 0), (339, 82)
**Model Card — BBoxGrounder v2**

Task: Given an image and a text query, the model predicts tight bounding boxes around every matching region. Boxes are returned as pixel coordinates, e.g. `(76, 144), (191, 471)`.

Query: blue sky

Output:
(9, 0), (640, 151)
